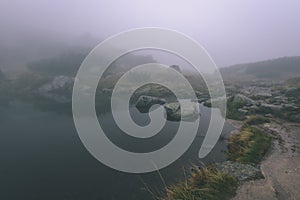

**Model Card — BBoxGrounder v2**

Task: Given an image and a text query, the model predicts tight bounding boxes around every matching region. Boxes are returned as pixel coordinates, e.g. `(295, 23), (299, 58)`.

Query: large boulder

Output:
(164, 100), (200, 122)
(135, 95), (166, 113)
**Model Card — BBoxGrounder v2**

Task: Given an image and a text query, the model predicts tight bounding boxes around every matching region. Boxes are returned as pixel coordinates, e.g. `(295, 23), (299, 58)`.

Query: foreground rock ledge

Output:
(216, 161), (263, 182)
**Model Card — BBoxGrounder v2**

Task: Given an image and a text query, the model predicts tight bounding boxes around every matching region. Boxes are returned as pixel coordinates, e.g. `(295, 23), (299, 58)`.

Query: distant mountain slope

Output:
(0, 69), (6, 81)
(221, 56), (300, 80)
(27, 51), (157, 76)
(27, 52), (88, 76)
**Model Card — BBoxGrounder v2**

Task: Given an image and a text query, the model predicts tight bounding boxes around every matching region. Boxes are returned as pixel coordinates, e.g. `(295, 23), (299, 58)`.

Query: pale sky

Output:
(0, 0), (299, 67)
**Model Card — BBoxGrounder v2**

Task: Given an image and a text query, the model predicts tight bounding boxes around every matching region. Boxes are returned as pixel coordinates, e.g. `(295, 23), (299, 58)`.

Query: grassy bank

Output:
(158, 166), (237, 200)
(158, 115), (271, 199)
(227, 119), (272, 164)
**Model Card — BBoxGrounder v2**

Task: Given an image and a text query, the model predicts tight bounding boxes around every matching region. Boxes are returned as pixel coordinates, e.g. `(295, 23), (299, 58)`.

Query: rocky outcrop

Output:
(135, 96), (201, 122)
(289, 114), (300, 122)
(0, 69), (12, 104)
(233, 94), (255, 106)
(217, 161), (263, 181)
(0, 69), (5, 81)
(164, 100), (200, 121)
(37, 75), (74, 103)
(170, 65), (181, 72)
(135, 95), (166, 113)
(260, 103), (282, 111)
(38, 76), (74, 92)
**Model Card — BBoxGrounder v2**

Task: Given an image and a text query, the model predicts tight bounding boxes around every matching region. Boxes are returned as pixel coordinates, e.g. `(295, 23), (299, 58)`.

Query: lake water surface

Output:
(0, 101), (234, 200)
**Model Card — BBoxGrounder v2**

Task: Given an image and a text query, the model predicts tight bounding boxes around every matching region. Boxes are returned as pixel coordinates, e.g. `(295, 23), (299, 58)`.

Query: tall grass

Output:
(228, 125), (272, 164)
(157, 166), (237, 200)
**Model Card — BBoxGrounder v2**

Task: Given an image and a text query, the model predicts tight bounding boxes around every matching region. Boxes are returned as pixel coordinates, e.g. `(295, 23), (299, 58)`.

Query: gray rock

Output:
(191, 97), (209, 103)
(217, 161), (263, 181)
(233, 94), (255, 106)
(238, 108), (249, 114)
(164, 100), (200, 122)
(38, 76), (74, 93)
(289, 114), (300, 123)
(170, 65), (181, 72)
(265, 114), (273, 118)
(0, 69), (5, 81)
(256, 92), (272, 97)
(101, 88), (112, 94)
(261, 103), (282, 111)
(0, 69), (12, 104)
(135, 95), (166, 113)
(37, 75), (74, 103)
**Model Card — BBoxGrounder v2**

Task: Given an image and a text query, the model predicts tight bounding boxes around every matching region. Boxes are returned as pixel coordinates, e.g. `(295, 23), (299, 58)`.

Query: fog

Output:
(1, 0), (300, 69)
(1, 2), (300, 200)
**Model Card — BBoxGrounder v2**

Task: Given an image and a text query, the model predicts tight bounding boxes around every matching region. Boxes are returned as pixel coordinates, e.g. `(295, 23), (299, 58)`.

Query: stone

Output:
(191, 97), (209, 103)
(38, 76), (74, 92)
(37, 75), (74, 103)
(169, 65), (181, 72)
(135, 95), (166, 113)
(101, 88), (112, 94)
(261, 103), (282, 111)
(164, 100), (200, 122)
(238, 108), (249, 114)
(0, 69), (12, 104)
(289, 114), (300, 123)
(217, 161), (264, 181)
(0, 69), (5, 81)
(233, 94), (255, 106)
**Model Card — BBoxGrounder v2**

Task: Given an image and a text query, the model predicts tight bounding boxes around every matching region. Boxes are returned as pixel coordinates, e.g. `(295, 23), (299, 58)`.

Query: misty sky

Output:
(0, 0), (300, 67)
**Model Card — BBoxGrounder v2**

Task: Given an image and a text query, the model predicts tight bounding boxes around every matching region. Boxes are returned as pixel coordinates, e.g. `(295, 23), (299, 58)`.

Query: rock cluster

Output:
(135, 95), (166, 113)
(135, 96), (200, 122)
(164, 100), (200, 121)
(216, 161), (263, 181)
(37, 75), (74, 103)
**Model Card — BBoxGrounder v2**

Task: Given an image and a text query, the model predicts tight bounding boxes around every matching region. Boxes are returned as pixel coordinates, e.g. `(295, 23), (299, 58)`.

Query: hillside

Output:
(0, 69), (5, 80)
(27, 51), (157, 77)
(221, 56), (300, 81)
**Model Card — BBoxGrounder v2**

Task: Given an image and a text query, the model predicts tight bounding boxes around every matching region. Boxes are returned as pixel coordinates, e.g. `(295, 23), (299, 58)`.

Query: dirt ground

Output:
(232, 120), (300, 200)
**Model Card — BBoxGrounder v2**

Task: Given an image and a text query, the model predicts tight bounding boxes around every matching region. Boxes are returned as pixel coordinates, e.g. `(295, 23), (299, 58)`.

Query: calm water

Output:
(0, 101), (234, 200)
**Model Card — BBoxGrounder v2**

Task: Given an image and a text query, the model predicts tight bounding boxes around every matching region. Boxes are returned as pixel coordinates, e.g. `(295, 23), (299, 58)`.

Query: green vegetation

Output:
(254, 97), (300, 123)
(28, 53), (86, 76)
(286, 76), (300, 86)
(226, 96), (246, 120)
(284, 87), (300, 99)
(221, 56), (300, 80)
(244, 115), (270, 126)
(0, 69), (11, 105)
(27, 51), (157, 76)
(228, 125), (272, 164)
(14, 72), (52, 92)
(159, 166), (237, 200)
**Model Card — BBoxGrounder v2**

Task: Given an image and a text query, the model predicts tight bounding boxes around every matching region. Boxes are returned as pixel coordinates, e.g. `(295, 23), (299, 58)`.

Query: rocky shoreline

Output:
(231, 119), (300, 200)
(216, 161), (263, 182)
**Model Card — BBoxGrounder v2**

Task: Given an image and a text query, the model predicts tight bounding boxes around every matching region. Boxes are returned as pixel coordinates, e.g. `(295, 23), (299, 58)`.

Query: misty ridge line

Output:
(1, 36), (300, 73)
(0, 29), (299, 73)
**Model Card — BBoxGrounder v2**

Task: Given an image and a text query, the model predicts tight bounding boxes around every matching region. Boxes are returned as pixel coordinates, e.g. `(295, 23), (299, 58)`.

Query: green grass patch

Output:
(228, 126), (272, 164)
(226, 96), (247, 120)
(244, 115), (270, 126)
(158, 166), (237, 200)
